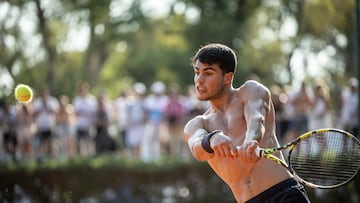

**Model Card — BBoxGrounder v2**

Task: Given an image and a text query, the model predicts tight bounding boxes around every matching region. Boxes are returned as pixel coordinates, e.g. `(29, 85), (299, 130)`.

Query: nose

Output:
(195, 74), (204, 84)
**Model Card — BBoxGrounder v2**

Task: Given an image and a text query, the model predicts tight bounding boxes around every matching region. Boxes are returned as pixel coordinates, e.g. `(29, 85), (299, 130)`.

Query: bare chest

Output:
(204, 103), (247, 145)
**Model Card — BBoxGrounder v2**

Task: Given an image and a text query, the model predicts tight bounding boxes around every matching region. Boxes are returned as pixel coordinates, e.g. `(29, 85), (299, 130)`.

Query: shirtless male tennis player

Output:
(184, 43), (310, 203)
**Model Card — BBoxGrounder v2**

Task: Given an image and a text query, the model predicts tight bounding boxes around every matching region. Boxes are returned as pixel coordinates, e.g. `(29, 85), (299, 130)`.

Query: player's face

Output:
(193, 60), (226, 101)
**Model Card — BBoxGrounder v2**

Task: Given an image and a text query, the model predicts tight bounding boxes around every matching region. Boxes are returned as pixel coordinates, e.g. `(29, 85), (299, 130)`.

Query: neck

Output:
(210, 87), (234, 113)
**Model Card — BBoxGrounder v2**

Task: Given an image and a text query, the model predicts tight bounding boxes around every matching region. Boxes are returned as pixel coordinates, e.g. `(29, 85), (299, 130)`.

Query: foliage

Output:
(0, 156), (236, 202)
(0, 156), (359, 202)
(0, 0), (358, 100)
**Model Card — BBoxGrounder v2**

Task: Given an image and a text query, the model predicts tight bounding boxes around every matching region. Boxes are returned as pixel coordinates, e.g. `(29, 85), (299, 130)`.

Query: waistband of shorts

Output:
(245, 178), (298, 203)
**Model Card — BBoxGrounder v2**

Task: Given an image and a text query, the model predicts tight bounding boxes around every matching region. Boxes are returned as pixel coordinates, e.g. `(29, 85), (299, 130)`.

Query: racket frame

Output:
(256, 128), (360, 189)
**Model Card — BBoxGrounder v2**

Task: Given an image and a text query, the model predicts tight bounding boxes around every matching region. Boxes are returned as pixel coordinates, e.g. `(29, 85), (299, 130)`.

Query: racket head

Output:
(287, 128), (360, 189)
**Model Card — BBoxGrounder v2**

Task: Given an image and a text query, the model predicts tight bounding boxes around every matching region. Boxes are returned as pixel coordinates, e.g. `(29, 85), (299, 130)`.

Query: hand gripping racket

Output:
(255, 128), (360, 189)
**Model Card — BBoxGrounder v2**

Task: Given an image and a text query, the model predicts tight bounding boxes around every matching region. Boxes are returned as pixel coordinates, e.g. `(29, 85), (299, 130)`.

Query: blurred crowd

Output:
(0, 77), (358, 162)
(0, 81), (208, 162)
(271, 77), (359, 143)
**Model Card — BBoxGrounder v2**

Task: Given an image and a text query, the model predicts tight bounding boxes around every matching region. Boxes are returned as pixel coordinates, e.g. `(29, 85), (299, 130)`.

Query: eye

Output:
(204, 71), (212, 76)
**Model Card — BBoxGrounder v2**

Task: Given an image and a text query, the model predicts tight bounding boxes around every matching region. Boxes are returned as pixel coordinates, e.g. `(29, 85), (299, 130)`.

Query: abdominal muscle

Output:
(208, 157), (292, 203)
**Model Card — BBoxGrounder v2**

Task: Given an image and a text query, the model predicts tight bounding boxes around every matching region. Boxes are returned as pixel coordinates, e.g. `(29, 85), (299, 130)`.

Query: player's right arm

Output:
(184, 115), (215, 161)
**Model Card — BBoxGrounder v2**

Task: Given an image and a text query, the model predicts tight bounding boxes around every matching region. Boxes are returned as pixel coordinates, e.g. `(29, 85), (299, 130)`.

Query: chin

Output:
(196, 94), (208, 101)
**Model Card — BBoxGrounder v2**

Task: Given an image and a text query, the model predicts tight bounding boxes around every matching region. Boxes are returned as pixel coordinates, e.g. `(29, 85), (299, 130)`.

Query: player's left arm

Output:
(239, 80), (272, 162)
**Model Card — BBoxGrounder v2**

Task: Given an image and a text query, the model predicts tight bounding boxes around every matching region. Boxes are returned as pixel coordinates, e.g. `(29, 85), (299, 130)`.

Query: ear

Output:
(224, 72), (233, 85)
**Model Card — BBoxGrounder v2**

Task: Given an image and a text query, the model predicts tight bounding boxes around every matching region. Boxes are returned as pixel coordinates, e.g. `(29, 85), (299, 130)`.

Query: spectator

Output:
(73, 82), (97, 156)
(16, 104), (35, 160)
(94, 92), (116, 154)
(33, 88), (59, 158)
(0, 100), (18, 160)
(141, 81), (168, 162)
(270, 85), (289, 143)
(124, 82), (147, 158)
(114, 90), (130, 152)
(340, 77), (358, 135)
(56, 95), (75, 157)
(309, 81), (332, 130)
(164, 84), (186, 157)
(286, 81), (314, 139)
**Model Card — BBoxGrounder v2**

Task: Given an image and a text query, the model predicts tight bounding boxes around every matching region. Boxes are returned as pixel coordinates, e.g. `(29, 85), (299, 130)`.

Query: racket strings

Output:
(289, 131), (360, 188)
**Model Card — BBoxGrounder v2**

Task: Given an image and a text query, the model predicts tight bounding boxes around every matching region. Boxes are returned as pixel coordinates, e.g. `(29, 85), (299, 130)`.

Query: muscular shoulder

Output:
(184, 115), (205, 141)
(239, 80), (271, 101)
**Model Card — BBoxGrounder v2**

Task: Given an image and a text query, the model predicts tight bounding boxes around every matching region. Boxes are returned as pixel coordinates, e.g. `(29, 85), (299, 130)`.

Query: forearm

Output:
(187, 128), (215, 161)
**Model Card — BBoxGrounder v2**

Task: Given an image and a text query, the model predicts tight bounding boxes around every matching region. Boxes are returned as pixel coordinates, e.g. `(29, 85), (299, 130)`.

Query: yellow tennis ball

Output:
(14, 84), (33, 103)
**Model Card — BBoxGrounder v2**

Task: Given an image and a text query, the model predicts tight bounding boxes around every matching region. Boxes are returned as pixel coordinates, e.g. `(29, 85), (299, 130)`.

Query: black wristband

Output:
(201, 130), (222, 153)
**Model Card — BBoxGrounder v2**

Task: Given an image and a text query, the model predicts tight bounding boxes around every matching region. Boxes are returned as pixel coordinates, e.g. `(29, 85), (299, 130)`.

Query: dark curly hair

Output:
(192, 43), (237, 74)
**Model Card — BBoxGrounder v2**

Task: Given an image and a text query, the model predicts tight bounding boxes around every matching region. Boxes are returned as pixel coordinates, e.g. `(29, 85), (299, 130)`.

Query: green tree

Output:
(0, 0), (357, 100)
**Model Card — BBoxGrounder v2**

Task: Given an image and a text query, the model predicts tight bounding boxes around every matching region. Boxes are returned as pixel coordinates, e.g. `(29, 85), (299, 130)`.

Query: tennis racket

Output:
(255, 128), (360, 189)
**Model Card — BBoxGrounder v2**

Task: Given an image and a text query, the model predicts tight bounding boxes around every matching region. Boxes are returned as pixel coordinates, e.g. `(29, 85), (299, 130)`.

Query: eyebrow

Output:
(194, 66), (217, 71)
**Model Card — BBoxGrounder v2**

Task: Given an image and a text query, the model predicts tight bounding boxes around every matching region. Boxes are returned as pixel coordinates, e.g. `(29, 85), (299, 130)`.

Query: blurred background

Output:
(0, 0), (359, 202)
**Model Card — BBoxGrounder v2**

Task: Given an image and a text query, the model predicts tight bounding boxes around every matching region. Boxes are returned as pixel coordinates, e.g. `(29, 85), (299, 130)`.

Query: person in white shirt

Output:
(340, 77), (358, 134)
(124, 82), (147, 158)
(141, 81), (168, 162)
(114, 90), (130, 152)
(73, 82), (97, 156)
(309, 81), (332, 130)
(33, 88), (59, 158)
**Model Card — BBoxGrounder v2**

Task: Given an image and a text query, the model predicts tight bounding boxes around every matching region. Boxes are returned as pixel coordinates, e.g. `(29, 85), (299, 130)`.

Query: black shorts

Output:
(3, 132), (17, 146)
(77, 129), (90, 139)
(245, 178), (311, 203)
(38, 130), (52, 141)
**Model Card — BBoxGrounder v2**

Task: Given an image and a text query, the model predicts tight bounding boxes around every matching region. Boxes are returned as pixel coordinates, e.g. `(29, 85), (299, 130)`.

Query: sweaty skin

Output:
(184, 60), (292, 203)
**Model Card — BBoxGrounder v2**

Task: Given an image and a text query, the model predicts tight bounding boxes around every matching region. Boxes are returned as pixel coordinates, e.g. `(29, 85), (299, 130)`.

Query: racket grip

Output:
(236, 146), (263, 157)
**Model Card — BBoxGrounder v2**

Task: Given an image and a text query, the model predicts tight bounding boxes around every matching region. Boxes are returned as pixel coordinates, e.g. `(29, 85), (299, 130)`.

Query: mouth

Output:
(196, 86), (206, 93)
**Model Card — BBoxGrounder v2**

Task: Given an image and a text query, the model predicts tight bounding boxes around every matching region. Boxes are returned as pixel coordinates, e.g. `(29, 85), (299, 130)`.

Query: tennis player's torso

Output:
(202, 88), (291, 203)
